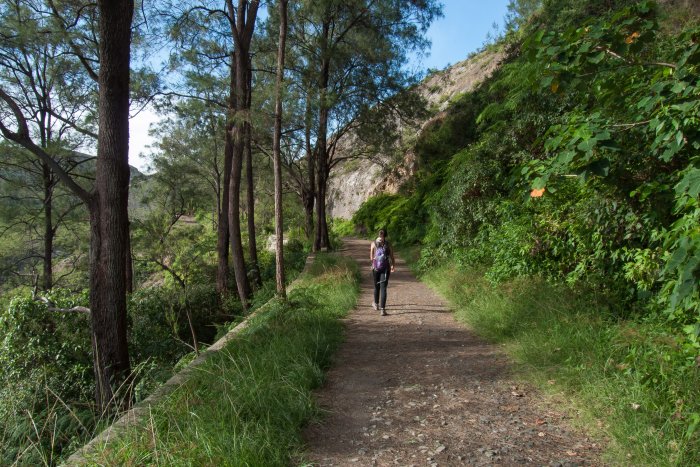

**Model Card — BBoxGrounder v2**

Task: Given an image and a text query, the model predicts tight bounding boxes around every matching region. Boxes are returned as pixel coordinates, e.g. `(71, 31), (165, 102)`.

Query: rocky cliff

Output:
(327, 49), (504, 220)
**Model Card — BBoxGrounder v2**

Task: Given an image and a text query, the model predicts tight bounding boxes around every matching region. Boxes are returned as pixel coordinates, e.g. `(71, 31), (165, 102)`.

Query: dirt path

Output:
(303, 238), (602, 466)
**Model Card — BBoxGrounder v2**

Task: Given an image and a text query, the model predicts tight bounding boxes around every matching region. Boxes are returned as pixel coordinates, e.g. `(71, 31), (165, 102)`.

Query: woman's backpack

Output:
(373, 240), (389, 272)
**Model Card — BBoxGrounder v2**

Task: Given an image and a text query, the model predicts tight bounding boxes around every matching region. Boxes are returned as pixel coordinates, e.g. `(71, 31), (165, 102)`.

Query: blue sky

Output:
(420, 0), (512, 70)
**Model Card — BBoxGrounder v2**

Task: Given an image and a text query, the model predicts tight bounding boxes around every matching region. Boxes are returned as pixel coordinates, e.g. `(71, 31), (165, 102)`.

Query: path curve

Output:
(303, 238), (602, 466)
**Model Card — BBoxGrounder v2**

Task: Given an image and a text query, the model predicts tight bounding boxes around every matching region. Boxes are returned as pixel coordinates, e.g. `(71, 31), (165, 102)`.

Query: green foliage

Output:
(414, 90), (484, 166)
(330, 218), (357, 238)
(0, 290), (94, 465)
(351, 164), (446, 247)
(427, 146), (504, 249)
(90, 254), (359, 465)
(0, 234), (308, 464)
(522, 1), (700, 324)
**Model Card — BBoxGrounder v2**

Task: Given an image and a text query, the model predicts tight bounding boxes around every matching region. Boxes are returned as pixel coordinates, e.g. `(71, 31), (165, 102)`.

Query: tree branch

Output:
(34, 295), (91, 314)
(0, 87), (93, 203)
(47, 0), (100, 82)
(45, 107), (98, 139)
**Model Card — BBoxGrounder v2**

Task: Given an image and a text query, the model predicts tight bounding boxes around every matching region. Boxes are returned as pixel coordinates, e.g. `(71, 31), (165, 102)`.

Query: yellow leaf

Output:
(551, 81), (559, 93)
(530, 188), (546, 198)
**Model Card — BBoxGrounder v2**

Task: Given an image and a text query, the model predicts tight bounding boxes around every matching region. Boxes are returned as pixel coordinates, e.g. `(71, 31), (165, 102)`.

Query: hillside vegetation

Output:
(349, 0), (700, 463)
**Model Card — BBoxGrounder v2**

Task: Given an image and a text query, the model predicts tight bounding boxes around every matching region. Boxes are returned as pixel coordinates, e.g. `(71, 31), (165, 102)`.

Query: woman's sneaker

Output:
(372, 303), (378, 310)
(380, 308), (387, 316)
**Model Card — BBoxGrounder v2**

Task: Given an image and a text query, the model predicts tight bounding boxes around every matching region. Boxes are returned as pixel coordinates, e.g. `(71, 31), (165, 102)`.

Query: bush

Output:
(0, 290), (94, 465)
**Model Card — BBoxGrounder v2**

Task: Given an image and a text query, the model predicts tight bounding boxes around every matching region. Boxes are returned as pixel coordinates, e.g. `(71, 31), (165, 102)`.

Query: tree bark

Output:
(315, 20), (332, 251)
(228, 46), (251, 307)
(303, 92), (315, 242)
(42, 162), (54, 290)
(90, 0), (134, 412)
(245, 64), (261, 288)
(125, 220), (133, 294)
(273, 0), (289, 297)
(228, 112), (250, 305)
(216, 52), (234, 296)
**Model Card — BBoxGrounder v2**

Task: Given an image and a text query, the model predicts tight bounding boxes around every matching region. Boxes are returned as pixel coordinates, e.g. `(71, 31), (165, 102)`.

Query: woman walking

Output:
(370, 229), (396, 316)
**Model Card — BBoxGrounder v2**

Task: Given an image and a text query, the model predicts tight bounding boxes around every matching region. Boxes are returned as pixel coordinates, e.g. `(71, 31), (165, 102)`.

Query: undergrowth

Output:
(88, 254), (359, 466)
(420, 262), (699, 466)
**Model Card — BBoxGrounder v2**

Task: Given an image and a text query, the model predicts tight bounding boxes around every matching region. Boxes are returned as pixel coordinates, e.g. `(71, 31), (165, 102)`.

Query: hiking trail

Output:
(303, 238), (602, 466)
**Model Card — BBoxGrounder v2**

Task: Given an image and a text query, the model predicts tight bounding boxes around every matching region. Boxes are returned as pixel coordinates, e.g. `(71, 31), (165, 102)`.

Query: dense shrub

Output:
(0, 290), (93, 465)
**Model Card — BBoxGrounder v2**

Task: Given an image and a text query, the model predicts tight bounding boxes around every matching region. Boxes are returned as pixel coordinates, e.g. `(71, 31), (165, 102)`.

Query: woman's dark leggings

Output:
(373, 269), (390, 309)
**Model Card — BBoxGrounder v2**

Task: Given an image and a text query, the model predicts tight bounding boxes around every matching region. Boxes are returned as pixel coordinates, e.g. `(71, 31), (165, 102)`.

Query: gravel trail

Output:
(303, 238), (603, 466)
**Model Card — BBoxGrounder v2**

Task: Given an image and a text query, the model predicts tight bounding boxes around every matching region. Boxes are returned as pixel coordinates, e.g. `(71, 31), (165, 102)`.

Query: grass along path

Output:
(419, 261), (700, 466)
(85, 254), (359, 466)
(303, 238), (602, 465)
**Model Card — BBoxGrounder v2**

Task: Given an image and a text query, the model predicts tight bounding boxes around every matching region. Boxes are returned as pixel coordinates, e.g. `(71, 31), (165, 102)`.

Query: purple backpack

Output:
(373, 241), (389, 272)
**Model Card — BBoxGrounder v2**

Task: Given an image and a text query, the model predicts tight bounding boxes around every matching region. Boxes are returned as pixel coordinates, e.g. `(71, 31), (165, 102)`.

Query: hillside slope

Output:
(327, 49), (504, 219)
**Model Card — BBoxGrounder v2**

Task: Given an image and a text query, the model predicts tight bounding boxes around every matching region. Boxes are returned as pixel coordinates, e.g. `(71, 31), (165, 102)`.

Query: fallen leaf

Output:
(625, 31), (641, 44)
(630, 403), (641, 410)
(535, 418), (547, 425)
(566, 451), (577, 456)
(538, 432), (546, 437)
(511, 391), (525, 397)
(547, 380), (556, 385)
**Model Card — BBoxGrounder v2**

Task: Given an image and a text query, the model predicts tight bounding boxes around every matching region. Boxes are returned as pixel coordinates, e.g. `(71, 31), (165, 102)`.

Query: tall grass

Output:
(421, 262), (700, 466)
(88, 254), (359, 466)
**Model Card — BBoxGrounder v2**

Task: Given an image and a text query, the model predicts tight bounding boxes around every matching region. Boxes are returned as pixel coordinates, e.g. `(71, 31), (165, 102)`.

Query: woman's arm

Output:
(390, 243), (396, 272)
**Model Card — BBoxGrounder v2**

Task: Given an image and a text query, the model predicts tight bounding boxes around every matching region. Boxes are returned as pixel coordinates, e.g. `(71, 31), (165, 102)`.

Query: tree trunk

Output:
(228, 49), (251, 307)
(216, 54), (234, 296)
(315, 102), (331, 251)
(245, 64), (261, 288)
(225, 0), (260, 307)
(314, 21), (331, 251)
(228, 121), (250, 306)
(315, 158), (330, 250)
(42, 162), (53, 290)
(90, 0), (134, 412)
(125, 220), (133, 293)
(303, 92), (315, 242)
(273, 0), (289, 297)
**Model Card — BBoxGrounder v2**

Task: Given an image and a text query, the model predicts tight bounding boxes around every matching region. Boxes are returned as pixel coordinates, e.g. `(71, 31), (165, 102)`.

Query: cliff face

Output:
(327, 49), (504, 220)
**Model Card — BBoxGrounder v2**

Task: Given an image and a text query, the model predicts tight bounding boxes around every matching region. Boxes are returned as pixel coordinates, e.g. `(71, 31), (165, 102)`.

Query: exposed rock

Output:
(327, 49), (505, 220)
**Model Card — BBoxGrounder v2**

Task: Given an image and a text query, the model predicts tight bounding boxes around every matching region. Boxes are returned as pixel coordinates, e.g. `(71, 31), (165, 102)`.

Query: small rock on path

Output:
(303, 238), (602, 466)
